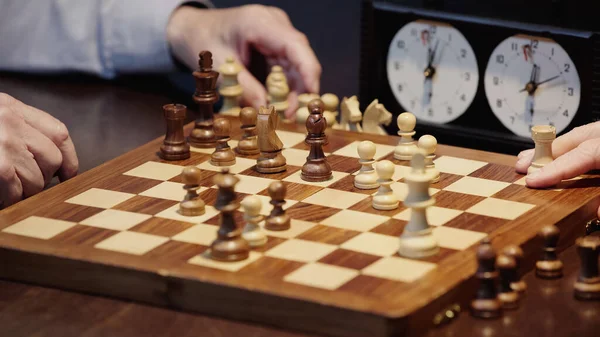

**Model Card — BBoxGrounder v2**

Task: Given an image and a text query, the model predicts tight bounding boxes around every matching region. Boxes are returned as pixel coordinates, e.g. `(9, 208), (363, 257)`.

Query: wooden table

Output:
(0, 72), (598, 337)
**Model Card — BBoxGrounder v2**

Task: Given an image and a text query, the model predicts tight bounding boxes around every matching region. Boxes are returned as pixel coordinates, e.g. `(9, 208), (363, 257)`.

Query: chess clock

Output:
(360, 1), (599, 154)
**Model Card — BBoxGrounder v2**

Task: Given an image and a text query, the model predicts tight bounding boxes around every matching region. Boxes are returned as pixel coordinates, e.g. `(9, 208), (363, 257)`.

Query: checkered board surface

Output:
(1, 127), (597, 336)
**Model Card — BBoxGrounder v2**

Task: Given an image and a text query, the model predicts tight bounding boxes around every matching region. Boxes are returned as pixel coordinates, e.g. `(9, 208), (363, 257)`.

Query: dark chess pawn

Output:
(502, 245), (526, 294)
(497, 254), (519, 309)
(189, 50), (219, 148)
(236, 107), (259, 155)
(574, 236), (600, 301)
(178, 166), (205, 216)
(210, 168), (250, 262)
(210, 118), (236, 166)
(301, 99), (332, 182)
(536, 224), (563, 279)
(265, 181), (290, 231)
(160, 103), (190, 160)
(470, 238), (502, 319)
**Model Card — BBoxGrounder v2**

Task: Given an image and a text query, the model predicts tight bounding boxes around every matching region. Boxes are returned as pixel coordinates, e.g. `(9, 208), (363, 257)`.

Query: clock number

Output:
(568, 87), (574, 96)
(460, 94), (466, 101)
(563, 109), (569, 117)
(493, 77), (499, 85)
(394, 61), (400, 70)
(510, 116), (515, 124)
(564, 63), (570, 72)
(397, 40), (405, 49)
(496, 55), (504, 64)
(429, 26), (437, 34)
(397, 84), (403, 92)
(427, 108), (434, 117)
(551, 48), (555, 56)
(464, 72), (471, 81)
(531, 40), (539, 49)
(447, 106), (452, 115)
(511, 43), (518, 51)
(496, 99), (502, 108)
(460, 49), (467, 58)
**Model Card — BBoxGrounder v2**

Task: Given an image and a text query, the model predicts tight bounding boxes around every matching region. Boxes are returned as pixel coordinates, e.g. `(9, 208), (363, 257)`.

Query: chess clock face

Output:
(386, 20), (479, 124)
(484, 34), (581, 138)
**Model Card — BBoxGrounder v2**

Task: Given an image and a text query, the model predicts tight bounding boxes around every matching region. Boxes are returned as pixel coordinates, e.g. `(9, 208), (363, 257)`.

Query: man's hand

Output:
(166, 4), (322, 119)
(0, 93), (78, 208)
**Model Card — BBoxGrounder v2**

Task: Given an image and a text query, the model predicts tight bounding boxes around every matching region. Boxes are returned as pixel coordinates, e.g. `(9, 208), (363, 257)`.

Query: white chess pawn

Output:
(218, 57), (243, 116)
(321, 93), (340, 128)
(394, 112), (419, 160)
(372, 160), (399, 210)
(527, 125), (556, 175)
(295, 93), (320, 124)
(354, 141), (379, 189)
(418, 135), (440, 183)
(398, 152), (439, 258)
(241, 196), (267, 247)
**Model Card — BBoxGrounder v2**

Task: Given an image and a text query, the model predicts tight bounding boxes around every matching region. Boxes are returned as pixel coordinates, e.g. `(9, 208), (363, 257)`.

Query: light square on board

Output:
(284, 262), (359, 290)
(138, 181), (200, 201)
(2, 216), (76, 240)
(302, 188), (367, 209)
(332, 141), (395, 160)
(94, 231), (169, 255)
(264, 239), (337, 263)
(433, 156), (488, 176)
(264, 219), (317, 239)
(197, 157), (255, 174)
(282, 148), (311, 167)
(250, 194), (298, 216)
(276, 130), (307, 149)
(155, 204), (219, 224)
(361, 256), (437, 283)
(188, 251), (262, 272)
(283, 170), (348, 188)
(123, 161), (184, 181)
(376, 182), (439, 202)
(65, 188), (135, 209)
(321, 209), (390, 232)
(393, 206), (463, 226)
(466, 198), (535, 220)
(232, 175), (278, 195)
(353, 164), (410, 182)
(340, 232), (399, 257)
(80, 209), (152, 231)
(432, 226), (487, 250)
(443, 176), (511, 197)
(190, 140), (239, 154)
(171, 223), (218, 246)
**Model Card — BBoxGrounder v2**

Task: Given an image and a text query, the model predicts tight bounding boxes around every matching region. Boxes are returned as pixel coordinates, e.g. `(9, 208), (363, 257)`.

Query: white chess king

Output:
(398, 152), (439, 258)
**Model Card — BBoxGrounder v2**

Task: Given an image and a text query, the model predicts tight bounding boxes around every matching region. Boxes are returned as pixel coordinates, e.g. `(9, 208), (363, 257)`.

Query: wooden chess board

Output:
(1, 118), (599, 337)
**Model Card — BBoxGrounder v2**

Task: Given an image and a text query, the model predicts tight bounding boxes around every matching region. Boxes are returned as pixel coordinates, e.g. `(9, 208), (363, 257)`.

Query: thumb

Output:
(237, 68), (267, 109)
(526, 138), (600, 188)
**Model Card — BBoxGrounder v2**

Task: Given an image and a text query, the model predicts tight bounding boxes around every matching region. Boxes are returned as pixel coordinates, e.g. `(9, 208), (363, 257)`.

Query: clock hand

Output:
(518, 64), (540, 93)
(536, 75), (560, 87)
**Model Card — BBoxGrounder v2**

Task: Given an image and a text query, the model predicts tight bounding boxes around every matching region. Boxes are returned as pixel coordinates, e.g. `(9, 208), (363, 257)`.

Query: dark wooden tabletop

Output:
(0, 72), (598, 337)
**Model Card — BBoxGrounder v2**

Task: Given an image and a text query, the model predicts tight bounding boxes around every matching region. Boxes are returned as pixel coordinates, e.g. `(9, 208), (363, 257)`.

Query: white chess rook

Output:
(372, 160), (399, 210)
(418, 135), (440, 183)
(527, 125), (556, 175)
(394, 112), (419, 160)
(355, 141), (379, 189)
(398, 152), (439, 258)
(241, 196), (267, 247)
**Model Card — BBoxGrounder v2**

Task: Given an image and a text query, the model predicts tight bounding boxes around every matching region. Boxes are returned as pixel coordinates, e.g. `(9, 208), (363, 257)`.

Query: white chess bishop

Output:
(241, 196), (267, 247)
(354, 141), (379, 189)
(372, 160), (399, 210)
(398, 152), (439, 258)
(394, 112), (419, 160)
(418, 135), (440, 183)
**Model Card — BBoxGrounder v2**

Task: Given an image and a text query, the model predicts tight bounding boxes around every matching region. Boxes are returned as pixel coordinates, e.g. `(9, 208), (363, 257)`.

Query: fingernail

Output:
(527, 171), (540, 180)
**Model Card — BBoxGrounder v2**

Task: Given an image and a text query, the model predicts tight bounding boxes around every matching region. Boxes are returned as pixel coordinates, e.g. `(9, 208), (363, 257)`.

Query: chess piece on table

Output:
(178, 166), (205, 216)
(535, 224), (563, 279)
(397, 153), (438, 258)
(189, 51), (219, 148)
(295, 93), (320, 124)
(394, 112), (419, 161)
(241, 196), (267, 247)
(266, 65), (290, 122)
(502, 245), (526, 294)
(497, 254), (519, 309)
(210, 168), (250, 261)
(574, 236), (600, 301)
(265, 181), (291, 231)
(418, 135), (440, 183)
(372, 160), (399, 210)
(354, 141), (379, 190)
(321, 93), (340, 128)
(301, 99), (333, 182)
(218, 57), (243, 116)
(160, 103), (190, 161)
(236, 107), (260, 155)
(470, 238), (502, 319)
(335, 95), (363, 132)
(256, 106), (287, 173)
(362, 99), (393, 135)
(210, 118), (236, 167)
(527, 125), (556, 175)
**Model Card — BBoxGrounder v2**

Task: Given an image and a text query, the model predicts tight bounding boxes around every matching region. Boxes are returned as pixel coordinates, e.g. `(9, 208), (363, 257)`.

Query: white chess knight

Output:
(354, 141), (379, 189)
(372, 160), (399, 210)
(394, 112), (419, 160)
(418, 135), (440, 183)
(241, 196), (267, 247)
(398, 152), (439, 258)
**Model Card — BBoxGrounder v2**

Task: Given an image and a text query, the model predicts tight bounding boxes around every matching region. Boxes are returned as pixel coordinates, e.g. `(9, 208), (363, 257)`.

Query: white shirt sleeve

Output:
(0, 0), (213, 79)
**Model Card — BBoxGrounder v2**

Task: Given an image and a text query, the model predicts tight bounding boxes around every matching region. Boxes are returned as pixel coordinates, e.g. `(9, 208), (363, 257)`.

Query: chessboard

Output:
(0, 118), (599, 337)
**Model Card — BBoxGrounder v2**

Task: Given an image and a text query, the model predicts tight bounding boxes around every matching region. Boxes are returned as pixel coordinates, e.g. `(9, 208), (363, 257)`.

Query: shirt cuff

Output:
(100, 0), (213, 78)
